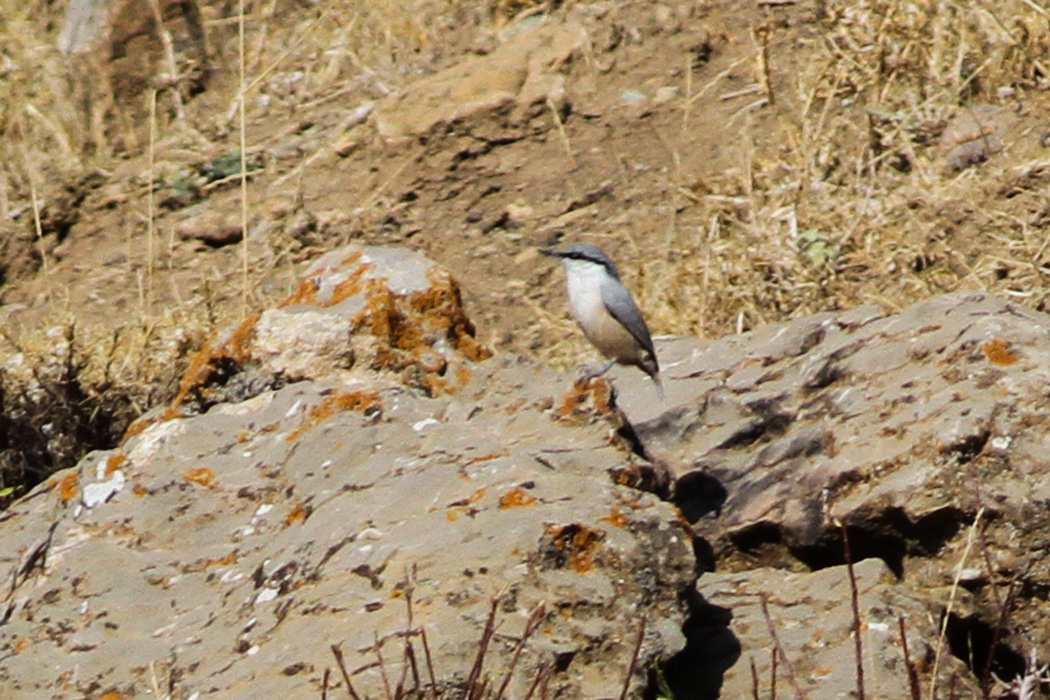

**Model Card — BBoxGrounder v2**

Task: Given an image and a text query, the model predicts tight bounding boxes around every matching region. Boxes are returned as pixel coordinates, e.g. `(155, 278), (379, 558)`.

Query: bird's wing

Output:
(599, 278), (657, 360)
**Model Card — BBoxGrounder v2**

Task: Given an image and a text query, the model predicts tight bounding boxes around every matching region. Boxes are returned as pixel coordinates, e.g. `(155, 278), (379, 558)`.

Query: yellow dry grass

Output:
(0, 0), (499, 499)
(633, 0), (1050, 343)
(2, 0), (1050, 497)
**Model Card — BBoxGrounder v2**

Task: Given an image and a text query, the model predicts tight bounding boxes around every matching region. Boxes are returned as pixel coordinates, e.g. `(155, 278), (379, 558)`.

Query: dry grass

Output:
(639, 0), (1050, 342)
(2, 0), (1049, 512)
(0, 0), (488, 498)
(0, 314), (203, 504)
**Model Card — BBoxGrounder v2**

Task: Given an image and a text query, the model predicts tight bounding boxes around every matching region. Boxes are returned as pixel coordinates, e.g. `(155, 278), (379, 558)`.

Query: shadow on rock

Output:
(674, 469), (727, 523)
(653, 589), (739, 700)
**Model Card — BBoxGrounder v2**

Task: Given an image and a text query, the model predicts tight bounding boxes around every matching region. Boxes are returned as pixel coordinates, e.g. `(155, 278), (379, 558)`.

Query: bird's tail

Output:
(652, 372), (665, 400)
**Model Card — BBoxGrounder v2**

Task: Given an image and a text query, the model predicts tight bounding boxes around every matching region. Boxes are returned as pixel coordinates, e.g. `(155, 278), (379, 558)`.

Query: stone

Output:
(608, 291), (1050, 682)
(58, 0), (209, 151)
(0, 245), (694, 700)
(373, 22), (588, 141)
(686, 560), (975, 699)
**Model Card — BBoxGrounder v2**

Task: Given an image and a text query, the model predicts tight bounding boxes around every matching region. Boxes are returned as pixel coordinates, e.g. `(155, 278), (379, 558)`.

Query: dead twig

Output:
(464, 596), (501, 700)
(522, 662), (552, 700)
(898, 615), (921, 700)
(420, 627), (439, 699)
(760, 596), (805, 700)
(495, 602), (547, 700)
(617, 615), (647, 700)
(374, 631), (394, 700)
(930, 507), (985, 700)
(751, 23), (775, 106)
(840, 523), (866, 700)
(330, 643), (362, 700)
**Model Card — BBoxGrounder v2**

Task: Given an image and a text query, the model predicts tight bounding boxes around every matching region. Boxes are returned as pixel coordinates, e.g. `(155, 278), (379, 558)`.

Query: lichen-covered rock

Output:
(609, 291), (1050, 687)
(151, 245), (492, 422)
(0, 248), (693, 699)
(689, 560), (975, 699)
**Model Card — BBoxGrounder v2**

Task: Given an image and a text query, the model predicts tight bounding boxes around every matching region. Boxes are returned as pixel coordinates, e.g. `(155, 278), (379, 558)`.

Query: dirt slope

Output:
(2, 0), (1049, 492)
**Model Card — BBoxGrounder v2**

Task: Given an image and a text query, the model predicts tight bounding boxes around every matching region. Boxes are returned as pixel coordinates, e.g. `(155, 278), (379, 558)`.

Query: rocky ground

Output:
(2, 0), (1050, 697)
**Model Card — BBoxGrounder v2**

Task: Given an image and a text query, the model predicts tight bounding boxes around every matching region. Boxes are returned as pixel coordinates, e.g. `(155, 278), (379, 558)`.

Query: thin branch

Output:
(760, 596), (805, 700)
(898, 615), (921, 700)
(617, 615), (647, 700)
(330, 644), (362, 700)
(841, 523), (866, 700)
(464, 597), (501, 700)
(930, 507), (985, 700)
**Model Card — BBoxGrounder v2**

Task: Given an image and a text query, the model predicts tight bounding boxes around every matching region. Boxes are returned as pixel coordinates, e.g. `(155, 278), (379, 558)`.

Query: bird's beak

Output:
(539, 247), (559, 258)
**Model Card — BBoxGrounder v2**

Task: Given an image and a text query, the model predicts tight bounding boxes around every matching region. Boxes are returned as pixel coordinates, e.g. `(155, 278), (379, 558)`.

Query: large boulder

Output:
(609, 292), (1050, 693)
(0, 245), (693, 699)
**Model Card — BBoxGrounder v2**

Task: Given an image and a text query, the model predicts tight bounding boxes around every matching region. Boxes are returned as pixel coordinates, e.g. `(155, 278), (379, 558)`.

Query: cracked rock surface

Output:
(0, 246), (692, 699)
(610, 292), (1050, 696)
(5, 243), (1050, 699)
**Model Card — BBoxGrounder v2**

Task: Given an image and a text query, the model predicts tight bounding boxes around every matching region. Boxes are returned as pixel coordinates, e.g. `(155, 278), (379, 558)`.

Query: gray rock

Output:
(690, 559), (975, 699)
(609, 291), (1050, 693)
(618, 293), (1049, 550)
(0, 246), (693, 699)
(6, 238), (1050, 698)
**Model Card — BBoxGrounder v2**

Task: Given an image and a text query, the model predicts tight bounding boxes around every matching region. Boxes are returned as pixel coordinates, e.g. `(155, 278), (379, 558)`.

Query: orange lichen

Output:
(207, 552), (239, 567)
(411, 274), (493, 362)
(455, 335), (493, 362)
(165, 314), (260, 419)
(500, 488), (537, 509)
(600, 509), (629, 529)
(322, 265), (371, 308)
(455, 365), (473, 387)
(468, 453), (506, 464)
(286, 391), (383, 442)
(13, 637), (28, 653)
(284, 502), (309, 526)
(546, 523), (605, 573)
(420, 373), (451, 397)
(368, 271), (492, 364)
(279, 277), (320, 307)
(121, 415), (156, 441)
(468, 488), (487, 504)
(555, 377), (615, 424)
(982, 339), (1018, 366)
(183, 468), (216, 487)
(105, 453), (127, 476)
(340, 250), (365, 267)
(100, 692), (123, 700)
(60, 471), (79, 501)
(556, 384), (590, 421)
(445, 509), (460, 522)
(610, 465), (652, 489)
(133, 484), (148, 497)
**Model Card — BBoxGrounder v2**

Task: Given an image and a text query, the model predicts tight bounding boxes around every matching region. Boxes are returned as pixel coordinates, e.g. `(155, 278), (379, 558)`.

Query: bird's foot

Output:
(576, 360), (617, 384)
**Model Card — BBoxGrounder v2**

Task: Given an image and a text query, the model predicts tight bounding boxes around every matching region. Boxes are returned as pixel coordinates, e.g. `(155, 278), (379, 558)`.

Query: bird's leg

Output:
(578, 359), (618, 382)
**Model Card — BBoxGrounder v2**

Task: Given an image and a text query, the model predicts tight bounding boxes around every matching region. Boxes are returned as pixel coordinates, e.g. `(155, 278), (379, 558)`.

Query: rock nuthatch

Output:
(541, 243), (662, 394)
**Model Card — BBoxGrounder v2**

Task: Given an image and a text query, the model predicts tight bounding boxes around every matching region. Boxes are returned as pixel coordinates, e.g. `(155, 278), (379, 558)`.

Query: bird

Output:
(541, 243), (662, 395)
